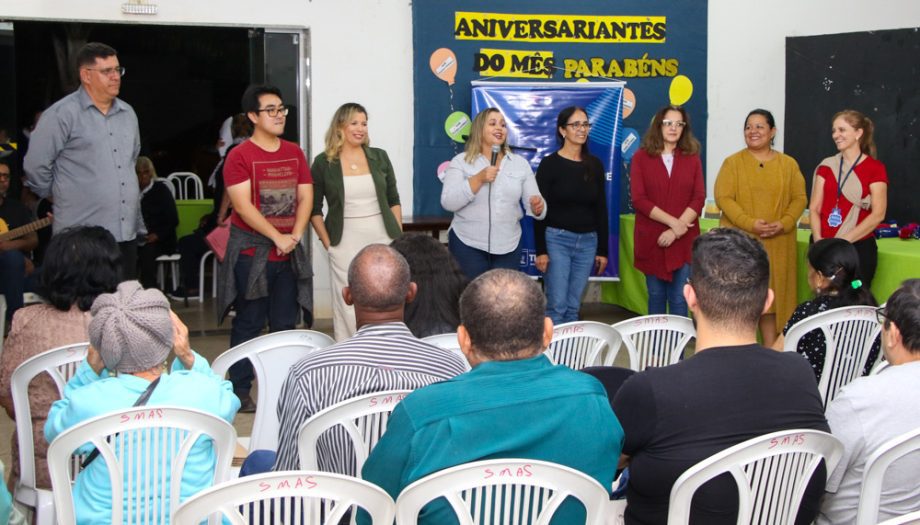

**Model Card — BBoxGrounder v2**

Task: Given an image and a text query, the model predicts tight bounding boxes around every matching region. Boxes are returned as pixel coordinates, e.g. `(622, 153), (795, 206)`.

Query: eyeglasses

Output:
(566, 121), (592, 130)
(876, 306), (888, 325)
(256, 106), (289, 118)
(85, 66), (126, 77)
(662, 120), (686, 128)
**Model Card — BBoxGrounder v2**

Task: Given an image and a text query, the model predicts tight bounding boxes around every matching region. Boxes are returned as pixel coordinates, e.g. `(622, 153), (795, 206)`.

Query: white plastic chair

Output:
(46, 405), (237, 525)
(395, 458), (611, 525)
(298, 390), (412, 476)
(545, 321), (622, 370)
(421, 332), (471, 371)
(877, 509), (920, 525)
(610, 315), (695, 371)
(666, 429), (844, 525)
(167, 171), (204, 200)
(856, 427), (920, 525)
(783, 306), (882, 408)
(156, 253), (182, 291)
(211, 329), (335, 451)
(198, 250), (218, 302)
(172, 470), (396, 525)
(9, 342), (89, 525)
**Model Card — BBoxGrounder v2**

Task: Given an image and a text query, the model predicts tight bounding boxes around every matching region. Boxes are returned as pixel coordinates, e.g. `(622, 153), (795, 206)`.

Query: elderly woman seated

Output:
(44, 281), (240, 524)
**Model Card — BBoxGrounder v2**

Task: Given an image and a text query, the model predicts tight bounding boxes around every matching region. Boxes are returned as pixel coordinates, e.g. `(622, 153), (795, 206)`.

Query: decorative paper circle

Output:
(444, 111), (472, 143)
(621, 128), (640, 162)
(429, 48), (458, 86)
(669, 75), (693, 106)
(437, 160), (450, 182)
(622, 88), (637, 119)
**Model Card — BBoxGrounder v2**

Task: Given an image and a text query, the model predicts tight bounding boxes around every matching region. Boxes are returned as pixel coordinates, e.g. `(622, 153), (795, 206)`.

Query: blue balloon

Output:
(620, 128), (640, 162)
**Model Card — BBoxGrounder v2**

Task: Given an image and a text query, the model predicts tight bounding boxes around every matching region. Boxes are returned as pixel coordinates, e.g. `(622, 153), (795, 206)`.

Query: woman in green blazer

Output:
(311, 103), (402, 340)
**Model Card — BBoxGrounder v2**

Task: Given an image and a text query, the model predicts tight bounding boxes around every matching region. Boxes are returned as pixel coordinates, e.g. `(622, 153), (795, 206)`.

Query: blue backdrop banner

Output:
(471, 81), (624, 278)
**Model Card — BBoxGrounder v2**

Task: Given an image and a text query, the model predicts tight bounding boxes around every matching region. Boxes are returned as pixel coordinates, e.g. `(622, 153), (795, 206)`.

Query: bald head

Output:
(347, 244), (411, 311)
(460, 269), (546, 359)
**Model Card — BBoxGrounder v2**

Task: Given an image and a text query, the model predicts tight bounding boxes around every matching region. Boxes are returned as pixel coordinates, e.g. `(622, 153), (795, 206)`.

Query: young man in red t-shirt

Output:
(223, 84), (312, 409)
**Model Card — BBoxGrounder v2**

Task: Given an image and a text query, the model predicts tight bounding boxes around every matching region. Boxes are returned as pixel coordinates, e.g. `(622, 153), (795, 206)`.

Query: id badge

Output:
(828, 207), (843, 228)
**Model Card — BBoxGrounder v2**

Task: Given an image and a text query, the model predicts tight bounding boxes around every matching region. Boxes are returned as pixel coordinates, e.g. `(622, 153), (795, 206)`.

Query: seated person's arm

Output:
(44, 348), (109, 446)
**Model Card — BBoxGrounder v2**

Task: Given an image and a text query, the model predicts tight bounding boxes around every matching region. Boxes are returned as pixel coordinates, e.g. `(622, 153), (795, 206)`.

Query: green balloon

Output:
(444, 111), (472, 143)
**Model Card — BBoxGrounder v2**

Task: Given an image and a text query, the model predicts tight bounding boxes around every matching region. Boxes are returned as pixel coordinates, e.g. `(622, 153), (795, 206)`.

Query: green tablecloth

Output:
(601, 214), (920, 314)
(175, 199), (213, 239)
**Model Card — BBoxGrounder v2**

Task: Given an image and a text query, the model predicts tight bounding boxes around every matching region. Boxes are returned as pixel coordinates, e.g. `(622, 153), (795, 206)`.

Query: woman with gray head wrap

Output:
(45, 281), (241, 524)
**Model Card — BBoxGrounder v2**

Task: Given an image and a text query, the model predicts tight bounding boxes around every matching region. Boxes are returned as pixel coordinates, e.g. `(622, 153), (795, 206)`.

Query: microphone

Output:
(490, 144), (500, 166)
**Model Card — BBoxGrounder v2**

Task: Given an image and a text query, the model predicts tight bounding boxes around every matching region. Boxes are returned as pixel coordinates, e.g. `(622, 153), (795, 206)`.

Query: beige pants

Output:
(328, 214), (390, 341)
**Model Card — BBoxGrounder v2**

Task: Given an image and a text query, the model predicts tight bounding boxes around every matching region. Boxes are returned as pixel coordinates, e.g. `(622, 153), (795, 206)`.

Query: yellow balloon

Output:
(669, 75), (693, 106)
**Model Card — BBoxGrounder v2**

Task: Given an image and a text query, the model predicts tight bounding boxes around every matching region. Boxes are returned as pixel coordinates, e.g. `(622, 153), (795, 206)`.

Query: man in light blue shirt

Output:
(24, 42), (141, 277)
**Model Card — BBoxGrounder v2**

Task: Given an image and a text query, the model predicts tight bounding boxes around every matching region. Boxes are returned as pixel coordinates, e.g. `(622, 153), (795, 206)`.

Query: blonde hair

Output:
(323, 103), (369, 161)
(833, 109), (877, 158)
(464, 108), (509, 164)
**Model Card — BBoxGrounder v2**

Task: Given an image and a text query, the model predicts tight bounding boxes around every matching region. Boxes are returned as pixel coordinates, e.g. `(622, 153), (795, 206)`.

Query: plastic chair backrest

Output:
(610, 315), (695, 371)
(46, 405), (237, 525)
(783, 306), (881, 408)
(856, 427), (920, 525)
(154, 177), (176, 199)
(10, 343), (89, 496)
(395, 458), (610, 525)
(545, 321), (622, 370)
(666, 429), (844, 525)
(211, 330), (335, 451)
(172, 470), (396, 525)
(421, 333), (471, 371)
(876, 509), (920, 525)
(166, 172), (203, 200)
(297, 390), (412, 475)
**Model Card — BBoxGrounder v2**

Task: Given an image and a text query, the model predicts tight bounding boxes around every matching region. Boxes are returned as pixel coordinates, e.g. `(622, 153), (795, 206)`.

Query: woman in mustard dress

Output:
(715, 109), (807, 346)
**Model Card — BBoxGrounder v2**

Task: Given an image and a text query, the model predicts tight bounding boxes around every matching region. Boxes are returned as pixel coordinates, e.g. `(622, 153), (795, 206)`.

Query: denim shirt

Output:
(440, 151), (546, 254)
(24, 87), (141, 242)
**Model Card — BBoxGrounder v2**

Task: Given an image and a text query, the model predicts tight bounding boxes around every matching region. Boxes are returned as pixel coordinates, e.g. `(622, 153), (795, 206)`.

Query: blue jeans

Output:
(645, 263), (690, 316)
(544, 227), (597, 324)
(0, 249), (25, 324)
(449, 230), (521, 281)
(229, 255), (298, 396)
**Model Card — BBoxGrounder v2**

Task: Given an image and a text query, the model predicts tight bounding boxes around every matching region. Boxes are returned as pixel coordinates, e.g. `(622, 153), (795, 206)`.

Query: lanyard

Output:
(836, 153), (862, 201)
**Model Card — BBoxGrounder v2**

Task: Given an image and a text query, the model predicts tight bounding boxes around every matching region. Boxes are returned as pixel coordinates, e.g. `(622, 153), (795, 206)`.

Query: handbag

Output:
(205, 220), (231, 262)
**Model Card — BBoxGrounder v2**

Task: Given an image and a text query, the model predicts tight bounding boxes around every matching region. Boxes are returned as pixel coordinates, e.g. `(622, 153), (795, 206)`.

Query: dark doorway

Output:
(13, 21), (252, 191)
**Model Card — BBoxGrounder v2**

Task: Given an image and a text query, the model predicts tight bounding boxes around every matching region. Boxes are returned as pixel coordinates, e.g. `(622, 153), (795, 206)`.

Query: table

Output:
(175, 199), (213, 239)
(402, 215), (451, 239)
(601, 214), (920, 314)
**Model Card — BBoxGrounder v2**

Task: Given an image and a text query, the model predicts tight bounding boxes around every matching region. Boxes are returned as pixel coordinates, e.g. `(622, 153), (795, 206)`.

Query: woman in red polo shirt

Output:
(629, 105), (705, 316)
(809, 109), (888, 287)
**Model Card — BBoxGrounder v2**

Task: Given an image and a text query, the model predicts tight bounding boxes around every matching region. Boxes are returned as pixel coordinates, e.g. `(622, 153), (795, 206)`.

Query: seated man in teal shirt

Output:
(361, 269), (623, 524)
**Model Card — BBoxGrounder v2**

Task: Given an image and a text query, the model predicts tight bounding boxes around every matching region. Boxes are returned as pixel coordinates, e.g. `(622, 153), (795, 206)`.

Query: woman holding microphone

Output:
(441, 108), (546, 280)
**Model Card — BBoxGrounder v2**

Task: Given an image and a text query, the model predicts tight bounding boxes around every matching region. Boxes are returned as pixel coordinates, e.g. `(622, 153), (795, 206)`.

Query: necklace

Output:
(350, 163), (358, 171)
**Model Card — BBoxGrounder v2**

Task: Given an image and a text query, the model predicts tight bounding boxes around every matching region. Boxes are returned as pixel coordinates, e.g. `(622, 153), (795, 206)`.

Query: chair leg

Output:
(157, 261), (165, 290)
(34, 491), (55, 525)
(211, 257), (218, 298)
(199, 251), (213, 303)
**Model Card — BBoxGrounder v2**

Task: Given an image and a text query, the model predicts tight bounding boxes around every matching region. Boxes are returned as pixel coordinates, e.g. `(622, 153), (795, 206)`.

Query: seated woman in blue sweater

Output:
(45, 281), (240, 524)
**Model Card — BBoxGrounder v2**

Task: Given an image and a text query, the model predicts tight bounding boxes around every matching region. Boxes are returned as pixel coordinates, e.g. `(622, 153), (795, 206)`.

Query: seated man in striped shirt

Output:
(269, 243), (468, 474)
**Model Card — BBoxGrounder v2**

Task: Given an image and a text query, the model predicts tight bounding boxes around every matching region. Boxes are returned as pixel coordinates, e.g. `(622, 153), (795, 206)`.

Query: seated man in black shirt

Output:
(135, 156), (178, 290)
(612, 228), (829, 525)
(0, 160), (38, 324)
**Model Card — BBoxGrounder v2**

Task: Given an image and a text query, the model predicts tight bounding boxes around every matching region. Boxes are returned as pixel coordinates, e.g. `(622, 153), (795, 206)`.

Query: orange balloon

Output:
(622, 88), (637, 119)
(430, 48), (458, 85)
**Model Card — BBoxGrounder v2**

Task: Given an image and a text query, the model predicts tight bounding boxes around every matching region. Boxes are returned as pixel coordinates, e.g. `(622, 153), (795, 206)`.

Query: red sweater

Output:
(630, 148), (705, 281)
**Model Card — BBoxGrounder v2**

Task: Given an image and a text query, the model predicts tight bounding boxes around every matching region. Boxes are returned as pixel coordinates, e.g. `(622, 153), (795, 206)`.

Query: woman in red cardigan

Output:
(630, 105), (705, 315)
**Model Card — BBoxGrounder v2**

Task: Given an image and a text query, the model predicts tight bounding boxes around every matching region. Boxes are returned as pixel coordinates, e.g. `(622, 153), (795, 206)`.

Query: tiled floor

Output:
(0, 297), (642, 486)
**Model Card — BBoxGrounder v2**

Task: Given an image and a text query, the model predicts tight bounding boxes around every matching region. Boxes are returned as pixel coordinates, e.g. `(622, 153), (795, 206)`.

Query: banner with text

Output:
(471, 82), (624, 278)
(412, 0), (708, 223)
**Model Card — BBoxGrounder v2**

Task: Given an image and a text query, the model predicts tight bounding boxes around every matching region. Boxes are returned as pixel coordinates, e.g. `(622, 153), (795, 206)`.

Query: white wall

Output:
(707, 0), (920, 194)
(0, 0), (416, 319)
(1, 0), (918, 318)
